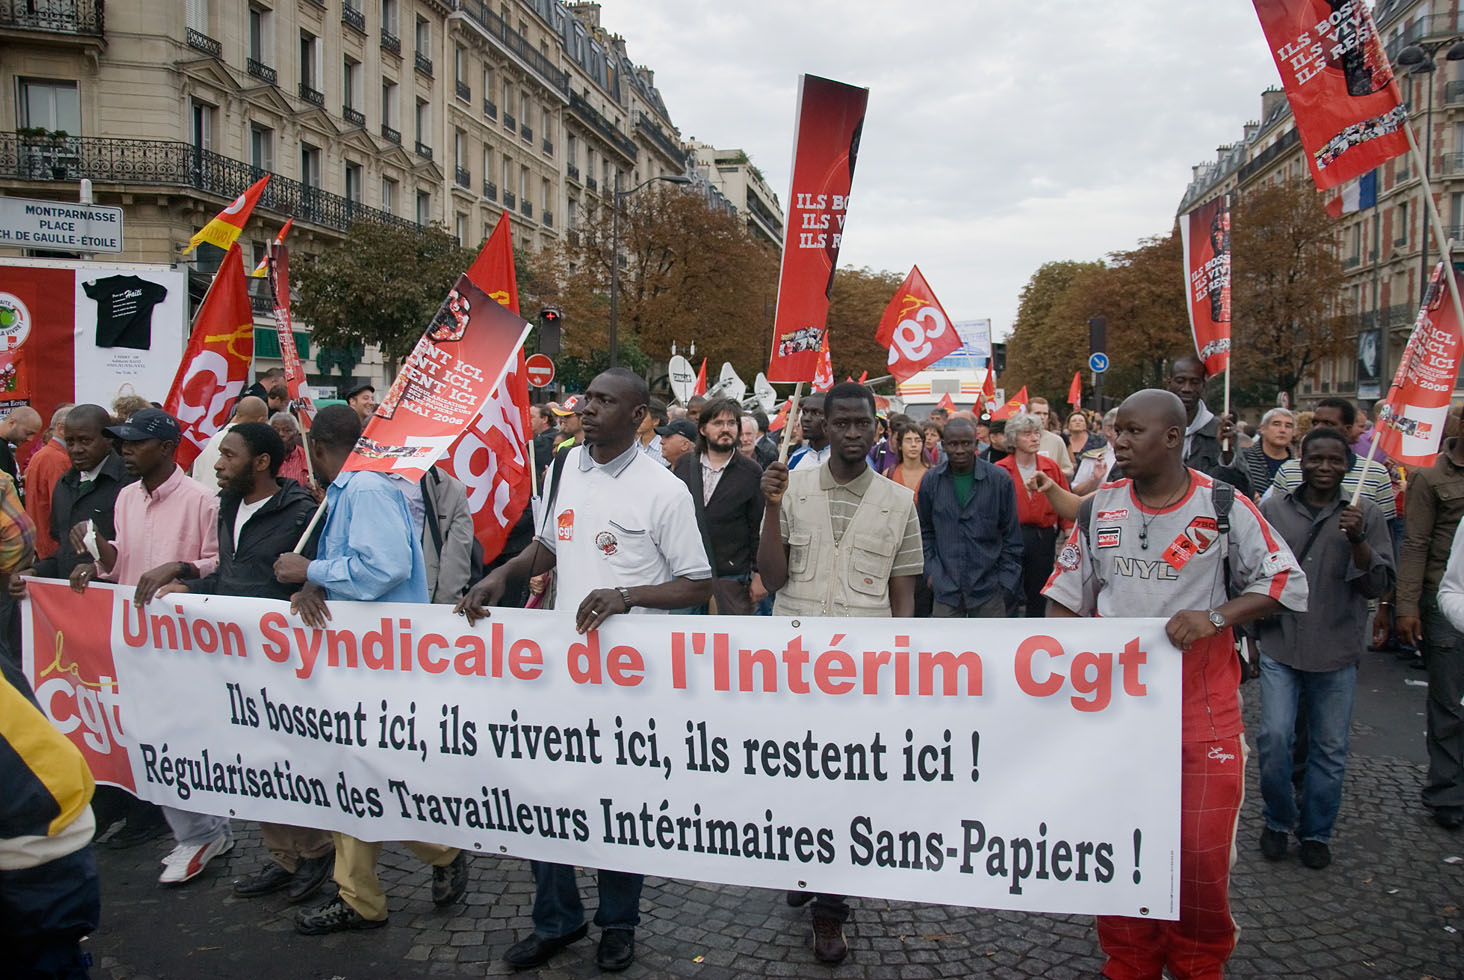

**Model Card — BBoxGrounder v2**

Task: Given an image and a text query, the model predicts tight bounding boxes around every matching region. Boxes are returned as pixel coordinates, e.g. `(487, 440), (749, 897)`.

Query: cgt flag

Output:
(436, 213), (534, 562)
(163, 244), (254, 470)
(1180, 195), (1231, 376)
(1251, 0), (1407, 190)
(693, 358), (707, 397)
(1067, 371), (1082, 409)
(251, 218), (293, 277)
(875, 265), (963, 382)
(990, 386), (1028, 421)
(812, 331), (834, 392)
(767, 74), (869, 383)
(185, 175), (270, 254)
(1373, 261), (1464, 466)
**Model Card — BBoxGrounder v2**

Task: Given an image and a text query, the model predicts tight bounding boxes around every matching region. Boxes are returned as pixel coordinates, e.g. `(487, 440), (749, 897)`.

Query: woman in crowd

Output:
(884, 422), (930, 496)
(1067, 410), (1108, 495)
(996, 413), (1071, 617)
(867, 414), (898, 474)
(921, 420), (943, 466)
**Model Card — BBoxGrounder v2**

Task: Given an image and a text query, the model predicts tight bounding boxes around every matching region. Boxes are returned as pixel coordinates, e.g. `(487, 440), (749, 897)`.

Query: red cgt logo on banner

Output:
(1180, 195), (1232, 376)
(1251, 0), (1409, 190)
(1375, 261), (1464, 466)
(875, 265), (962, 382)
(766, 74), (869, 384)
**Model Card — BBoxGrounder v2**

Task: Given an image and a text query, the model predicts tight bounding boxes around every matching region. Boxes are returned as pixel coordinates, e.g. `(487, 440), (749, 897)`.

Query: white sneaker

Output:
(158, 833), (234, 886)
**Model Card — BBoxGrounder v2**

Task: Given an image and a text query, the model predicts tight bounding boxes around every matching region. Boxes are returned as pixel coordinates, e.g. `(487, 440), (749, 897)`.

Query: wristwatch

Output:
(615, 586), (633, 610)
(1206, 608), (1226, 631)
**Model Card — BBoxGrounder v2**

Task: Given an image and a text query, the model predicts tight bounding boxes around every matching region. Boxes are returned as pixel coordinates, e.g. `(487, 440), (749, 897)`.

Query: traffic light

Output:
(537, 306), (562, 355)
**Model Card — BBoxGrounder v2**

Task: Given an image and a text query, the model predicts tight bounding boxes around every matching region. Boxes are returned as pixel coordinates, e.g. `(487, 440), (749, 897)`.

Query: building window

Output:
(1396, 202), (1409, 246)
(381, 177), (397, 215)
(382, 0), (397, 34)
(20, 79), (81, 133)
(382, 79), (398, 128)
(248, 5), (270, 63)
(455, 212), (467, 244)
(186, 0), (208, 32)
(567, 198), (577, 229)
(482, 146), (492, 181)
(345, 162), (362, 203)
(455, 46), (467, 85)
(520, 164), (530, 201)
(300, 143), (321, 188)
(249, 124), (273, 172)
(416, 190), (431, 225)
(542, 177), (550, 210)
(415, 98), (430, 144)
(455, 130), (467, 170)
(415, 16), (430, 55)
(190, 100), (213, 150)
(344, 58), (361, 110)
(300, 31), (319, 90)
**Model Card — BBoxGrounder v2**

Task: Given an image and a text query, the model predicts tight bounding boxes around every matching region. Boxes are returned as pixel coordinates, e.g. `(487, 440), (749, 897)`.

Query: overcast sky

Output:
(599, 0), (1283, 340)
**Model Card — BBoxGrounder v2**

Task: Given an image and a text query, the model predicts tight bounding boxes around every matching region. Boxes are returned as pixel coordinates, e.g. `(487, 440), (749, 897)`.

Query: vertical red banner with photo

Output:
(22, 581), (134, 791)
(0, 265), (76, 427)
(1252, 0), (1409, 190)
(1374, 261), (1464, 466)
(268, 243), (316, 426)
(766, 74), (869, 383)
(1180, 195), (1232, 375)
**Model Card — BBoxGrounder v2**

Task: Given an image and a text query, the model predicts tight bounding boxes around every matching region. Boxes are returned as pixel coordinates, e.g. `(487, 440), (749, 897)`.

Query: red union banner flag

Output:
(267, 242), (315, 427)
(1374, 261), (1464, 466)
(875, 265), (962, 382)
(163, 243), (254, 470)
(766, 74), (869, 383)
(1251, 0), (1408, 190)
(436, 214), (533, 562)
(1179, 195), (1232, 375)
(344, 238), (532, 483)
(811, 331), (834, 391)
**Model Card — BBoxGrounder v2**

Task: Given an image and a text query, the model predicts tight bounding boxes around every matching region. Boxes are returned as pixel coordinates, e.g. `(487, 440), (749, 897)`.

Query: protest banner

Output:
(875, 266), (963, 382)
(812, 331), (834, 392)
(1373, 261), (1464, 466)
(251, 218), (293, 277)
(766, 74), (869, 383)
(344, 265), (531, 483)
(23, 580), (1181, 920)
(266, 241), (315, 427)
(1179, 195), (1231, 377)
(435, 215), (533, 559)
(1251, 0), (1407, 190)
(162, 243), (255, 470)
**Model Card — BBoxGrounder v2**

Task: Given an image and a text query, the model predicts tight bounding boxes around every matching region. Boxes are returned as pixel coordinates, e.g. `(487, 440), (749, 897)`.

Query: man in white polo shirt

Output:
(457, 367), (711, 973)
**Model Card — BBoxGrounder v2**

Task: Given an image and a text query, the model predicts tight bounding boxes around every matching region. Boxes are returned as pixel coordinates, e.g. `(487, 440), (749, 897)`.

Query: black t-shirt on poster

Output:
(83, 275), (168, 350)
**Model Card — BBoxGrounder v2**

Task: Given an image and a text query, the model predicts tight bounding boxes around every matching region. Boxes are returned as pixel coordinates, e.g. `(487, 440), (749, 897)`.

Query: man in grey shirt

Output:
(1257, 427), (1393, 869)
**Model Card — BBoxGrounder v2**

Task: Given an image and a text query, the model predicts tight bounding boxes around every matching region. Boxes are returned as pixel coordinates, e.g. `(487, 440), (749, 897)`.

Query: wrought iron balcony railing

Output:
(566, 163), (579, 182)
(483, 99), (497, 120)
(451, 0), (569, 96)
(0, 132), (417, 234)
(569, 92), (637, 161)
(0, 0), (104, 35)
(521, 199), (532, 218)
(483, 180), (497, 201)
(299, 83), (324, 107)
(343, 106), (365, 128)
(504, 190), (517, 208)
(380, 30), (400, 55)
(415, 52), (433, 78)
(542, 138), (553, 156)
(187, 27), (221, 58)
(247, 58), (276, 85)
(381, 123), (401, 144)
(342, 4), (365, 33)
(415, 140), (433, 161)
(455, 166), (470, 189)
(456, 79), (471, 102)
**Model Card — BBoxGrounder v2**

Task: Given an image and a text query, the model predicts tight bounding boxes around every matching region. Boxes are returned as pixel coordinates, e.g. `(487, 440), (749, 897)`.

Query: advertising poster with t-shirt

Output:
(0, 258), (186, 427)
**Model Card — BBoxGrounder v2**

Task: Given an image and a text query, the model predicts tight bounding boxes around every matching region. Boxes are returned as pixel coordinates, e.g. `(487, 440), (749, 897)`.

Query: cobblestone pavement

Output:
(91, 654), (1463, 979)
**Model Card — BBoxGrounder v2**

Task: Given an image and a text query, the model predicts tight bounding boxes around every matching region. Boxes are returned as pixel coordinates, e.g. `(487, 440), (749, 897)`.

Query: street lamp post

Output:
(609, 173), (694, 368)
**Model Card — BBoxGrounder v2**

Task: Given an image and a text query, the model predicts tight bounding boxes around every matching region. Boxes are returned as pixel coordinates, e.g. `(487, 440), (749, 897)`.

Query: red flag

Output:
(857, 370), (868, 384)
(936, 393), (956, 413)
(163, 244), (254, 470)
(251, 217), (293, 276)
(981, 363), (996, 407)
(875, 265), (962, 381)
(767, 75), (869, 382)
(769, 398), (792, 432)
(692, 358), (707, 396)
(1251, 1), (1407, 190)
(346, 229), (531, 483)
(185, 175), (270, 253)
(1067, 370), (1082, 408)
(811, 331), (834, 391)
(435, 213), (534, 561)
(267, 243), (315, 430)
(1180, 195), (1232, 375)
(1374, 261), (1464, 466)
(989, 386), (1028, 421)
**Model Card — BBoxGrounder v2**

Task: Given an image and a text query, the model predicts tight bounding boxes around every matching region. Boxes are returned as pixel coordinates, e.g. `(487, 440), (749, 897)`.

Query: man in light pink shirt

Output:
(71, 408), (228, 886)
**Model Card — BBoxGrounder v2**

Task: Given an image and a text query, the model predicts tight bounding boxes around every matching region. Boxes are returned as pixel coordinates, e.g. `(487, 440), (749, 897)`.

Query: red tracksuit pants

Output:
(1098, 734), (1245, 980)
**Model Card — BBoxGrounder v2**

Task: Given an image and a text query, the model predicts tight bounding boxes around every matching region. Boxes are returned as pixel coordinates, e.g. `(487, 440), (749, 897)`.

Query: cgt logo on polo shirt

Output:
(557, 509), (574, 541)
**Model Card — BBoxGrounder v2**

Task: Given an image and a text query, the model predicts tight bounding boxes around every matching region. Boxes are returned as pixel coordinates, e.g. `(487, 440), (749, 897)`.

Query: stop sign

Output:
(525, 353), (555, 388)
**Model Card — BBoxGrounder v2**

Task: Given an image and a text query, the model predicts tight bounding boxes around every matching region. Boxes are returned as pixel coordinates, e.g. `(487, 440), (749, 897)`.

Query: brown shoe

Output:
(812, 913), (847, 963)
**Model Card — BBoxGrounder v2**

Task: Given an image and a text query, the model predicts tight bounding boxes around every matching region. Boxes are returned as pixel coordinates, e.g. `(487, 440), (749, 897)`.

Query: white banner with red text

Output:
(22, 581), (1181, 919)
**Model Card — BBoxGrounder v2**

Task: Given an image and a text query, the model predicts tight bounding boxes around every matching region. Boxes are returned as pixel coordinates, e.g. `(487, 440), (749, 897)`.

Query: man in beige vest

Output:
(757, 381), (923, 964)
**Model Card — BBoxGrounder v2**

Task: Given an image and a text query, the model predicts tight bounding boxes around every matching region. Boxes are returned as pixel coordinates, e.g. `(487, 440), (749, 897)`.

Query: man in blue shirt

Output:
(917, 416), (1023, 616)
(273, 405), (466, 934)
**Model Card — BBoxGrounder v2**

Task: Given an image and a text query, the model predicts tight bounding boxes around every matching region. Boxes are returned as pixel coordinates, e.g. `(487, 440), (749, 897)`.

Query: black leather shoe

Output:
(432, 851), (468, 907)
(503, 924), (587, 969)
(596, 929), (635, 972)
(286, 853), (334, 904)
(1259, 828), (1288, 861)
(1299, 840), (1332, 869)
(786, 889), (814, 907)
(233, 862), (294, 898)
(1432, 807), (1464, 830)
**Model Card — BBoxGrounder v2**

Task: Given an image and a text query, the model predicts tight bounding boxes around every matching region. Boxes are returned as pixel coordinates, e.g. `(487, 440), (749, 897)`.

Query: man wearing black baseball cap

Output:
(78, 408), (231, 886)
(655, 418), (697, 469)
(343, 384), (376, 423)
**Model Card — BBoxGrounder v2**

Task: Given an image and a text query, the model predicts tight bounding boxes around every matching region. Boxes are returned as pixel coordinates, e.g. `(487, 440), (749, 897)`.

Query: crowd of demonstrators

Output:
(758, 381), (924, 964)
(1256, 427), (1394, 869)
(460, 368), (711, 972)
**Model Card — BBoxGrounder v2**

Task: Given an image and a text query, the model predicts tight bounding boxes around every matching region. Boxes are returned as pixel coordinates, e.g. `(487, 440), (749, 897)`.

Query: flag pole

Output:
(1406, 123), (1464, 341)
(778, 382), (804, 463)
